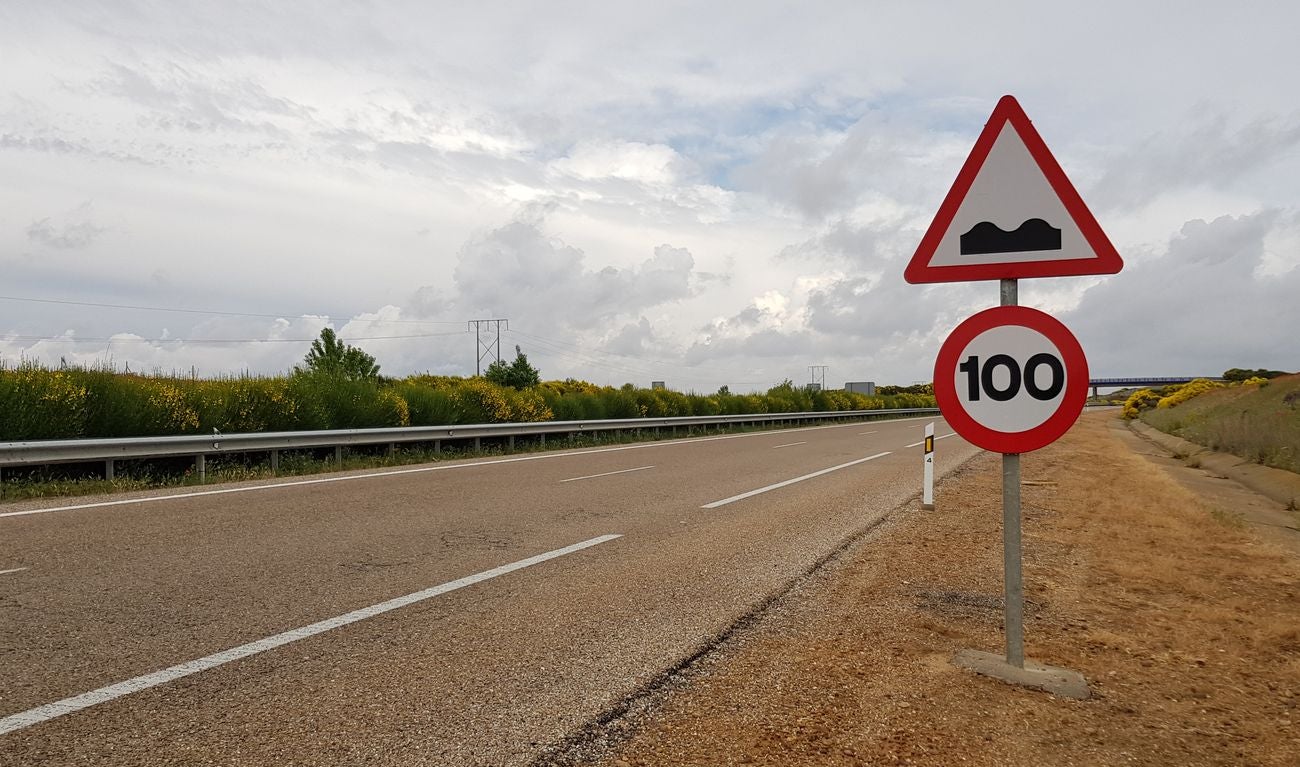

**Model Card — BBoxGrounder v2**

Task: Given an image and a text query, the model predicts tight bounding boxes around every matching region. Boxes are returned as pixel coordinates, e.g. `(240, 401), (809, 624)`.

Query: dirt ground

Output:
(578, 412), (1300, 767)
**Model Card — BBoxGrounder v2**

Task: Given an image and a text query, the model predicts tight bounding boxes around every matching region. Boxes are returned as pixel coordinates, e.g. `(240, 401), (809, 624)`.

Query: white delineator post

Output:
(922, 421), (935, 510)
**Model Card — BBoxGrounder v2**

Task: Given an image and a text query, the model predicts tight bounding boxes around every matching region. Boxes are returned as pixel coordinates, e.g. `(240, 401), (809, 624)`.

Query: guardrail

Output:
(0, 408), (938, 482)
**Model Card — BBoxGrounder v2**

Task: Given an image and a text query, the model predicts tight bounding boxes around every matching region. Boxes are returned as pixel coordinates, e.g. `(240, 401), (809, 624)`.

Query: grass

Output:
(1141, 373), (1300, 474)
(595, 412), (1300, 766)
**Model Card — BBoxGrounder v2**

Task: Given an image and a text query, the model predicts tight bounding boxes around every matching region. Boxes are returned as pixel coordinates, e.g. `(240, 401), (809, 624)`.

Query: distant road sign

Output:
(934, 306), (1088, 453)
(905, 95), (1123, 284)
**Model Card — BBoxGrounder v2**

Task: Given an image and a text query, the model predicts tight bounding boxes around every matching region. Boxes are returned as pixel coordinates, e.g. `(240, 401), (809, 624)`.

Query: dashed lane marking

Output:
(702, 452), (892, 509)
(559, 466), (654, 483)
(904, 433), (958, 448)
(0, 534), (622, 736)
(1, 416), (937, 521)
(771, 442), (806, 449)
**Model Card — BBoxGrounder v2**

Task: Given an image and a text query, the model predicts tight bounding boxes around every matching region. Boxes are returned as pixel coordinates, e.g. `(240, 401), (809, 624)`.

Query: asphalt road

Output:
(0, 416), (977, 766)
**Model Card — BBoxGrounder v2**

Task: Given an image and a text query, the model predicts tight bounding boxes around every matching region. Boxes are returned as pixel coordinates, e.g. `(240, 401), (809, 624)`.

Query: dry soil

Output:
(580, 412), (1300, 767)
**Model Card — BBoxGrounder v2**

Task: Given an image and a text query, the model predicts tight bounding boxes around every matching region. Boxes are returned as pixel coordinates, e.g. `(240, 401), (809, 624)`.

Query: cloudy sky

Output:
(2, 1), (1297, 391)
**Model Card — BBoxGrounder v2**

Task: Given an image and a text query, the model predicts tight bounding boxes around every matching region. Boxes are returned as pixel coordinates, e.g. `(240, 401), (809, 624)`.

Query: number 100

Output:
(958, 354), (1065, 402)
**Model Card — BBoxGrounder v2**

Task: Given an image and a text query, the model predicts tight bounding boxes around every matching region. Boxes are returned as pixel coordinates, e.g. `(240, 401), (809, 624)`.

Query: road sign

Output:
(934, 305), (1088, 453)
(905, 95), (1123, 284)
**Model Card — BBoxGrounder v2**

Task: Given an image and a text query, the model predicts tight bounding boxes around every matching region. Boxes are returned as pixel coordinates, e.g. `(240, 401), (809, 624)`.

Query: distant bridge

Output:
(1087, 376), (1223, 396)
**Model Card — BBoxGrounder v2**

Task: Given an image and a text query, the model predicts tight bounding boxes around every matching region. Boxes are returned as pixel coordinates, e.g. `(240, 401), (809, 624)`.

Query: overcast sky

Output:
(2, 1), (1297, 391)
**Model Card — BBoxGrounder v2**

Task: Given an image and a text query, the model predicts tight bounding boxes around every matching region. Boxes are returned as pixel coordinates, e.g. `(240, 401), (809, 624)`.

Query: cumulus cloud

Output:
(450, 214), (702, 331)
(26, 216), (105, 250)
(3, 3), (1299, 390)
(1063, 211), (1300, 375)
(551, 140), (684, 185)
(1089, 113), (1300, 210)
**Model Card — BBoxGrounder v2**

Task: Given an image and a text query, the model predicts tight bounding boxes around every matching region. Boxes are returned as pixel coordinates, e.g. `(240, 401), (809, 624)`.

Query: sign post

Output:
(905, 94), (1123, 699)
(999, 279), (1024, 669)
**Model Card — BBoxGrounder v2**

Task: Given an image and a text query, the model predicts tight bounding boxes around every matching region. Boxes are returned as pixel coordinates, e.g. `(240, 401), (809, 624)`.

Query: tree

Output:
(484, 345), (541, 388)
(299, 328), (380, 380)
(1223, 367), (1289, 382)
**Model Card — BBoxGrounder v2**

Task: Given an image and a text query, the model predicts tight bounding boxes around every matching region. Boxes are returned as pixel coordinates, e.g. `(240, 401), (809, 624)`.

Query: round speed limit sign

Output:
(934, 306), (1088, 453)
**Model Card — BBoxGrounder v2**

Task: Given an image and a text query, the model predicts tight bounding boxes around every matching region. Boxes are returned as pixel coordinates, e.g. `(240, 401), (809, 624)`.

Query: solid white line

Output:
(771, 441), (806, 449)
(0, 534), (621, 736)
(0, 416), (933, 522)
(701, 452), (893, 509)
(0, 567), (28, 576)
(559, 465), (654, 483)
(858, 431), (878, 435)
(904, 432), (957, 448)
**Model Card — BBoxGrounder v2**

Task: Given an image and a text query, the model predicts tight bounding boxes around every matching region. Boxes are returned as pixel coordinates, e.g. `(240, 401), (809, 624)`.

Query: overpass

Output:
(1088, 376), (1223, 397)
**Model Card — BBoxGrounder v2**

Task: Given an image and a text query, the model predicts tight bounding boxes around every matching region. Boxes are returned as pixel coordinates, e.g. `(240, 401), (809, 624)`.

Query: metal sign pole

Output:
(1000, 278), (1025, 669)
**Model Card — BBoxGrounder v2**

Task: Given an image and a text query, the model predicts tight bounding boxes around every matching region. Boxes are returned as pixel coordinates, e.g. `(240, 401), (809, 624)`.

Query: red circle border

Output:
(934, 306), (1088, 454)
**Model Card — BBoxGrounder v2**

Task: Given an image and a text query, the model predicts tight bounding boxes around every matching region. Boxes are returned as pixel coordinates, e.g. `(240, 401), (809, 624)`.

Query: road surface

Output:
(0, 416), (976, 766)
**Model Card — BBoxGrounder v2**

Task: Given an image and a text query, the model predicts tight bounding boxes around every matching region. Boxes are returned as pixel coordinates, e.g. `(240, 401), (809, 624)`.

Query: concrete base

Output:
(953, 649), (1090, 700)
(921, 503), (935, 510)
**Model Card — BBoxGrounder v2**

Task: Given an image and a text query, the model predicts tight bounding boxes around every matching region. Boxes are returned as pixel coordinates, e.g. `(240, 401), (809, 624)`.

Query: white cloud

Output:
(551, 140), (683, 185)
(1, 1), (1297, 391)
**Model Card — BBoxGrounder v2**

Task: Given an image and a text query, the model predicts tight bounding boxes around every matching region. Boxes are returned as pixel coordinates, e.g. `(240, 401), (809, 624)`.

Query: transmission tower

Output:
(468, 319), (509, 375)
(809, 365), (829, 391)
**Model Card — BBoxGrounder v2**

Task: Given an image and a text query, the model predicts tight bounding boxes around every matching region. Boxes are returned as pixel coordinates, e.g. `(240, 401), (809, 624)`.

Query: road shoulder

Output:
(566, 411), (1300, 767)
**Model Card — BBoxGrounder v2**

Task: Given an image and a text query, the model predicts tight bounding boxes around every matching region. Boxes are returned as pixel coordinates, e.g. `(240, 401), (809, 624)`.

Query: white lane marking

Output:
(559, 465), (654, 483)
(904, 433), (958, 448)
(0, 567), (28, 576)
(702, 452), (893, 509)
(858, 430), (878, 435)
(1, 416), (935, 521)
(771, 442), (806, 449)
(0, 534), (621, 736)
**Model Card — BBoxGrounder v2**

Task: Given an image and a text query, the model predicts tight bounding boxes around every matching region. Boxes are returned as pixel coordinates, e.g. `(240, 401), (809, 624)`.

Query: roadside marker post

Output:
(922, 422), (935, 510)
(905, 94), (1124, 700)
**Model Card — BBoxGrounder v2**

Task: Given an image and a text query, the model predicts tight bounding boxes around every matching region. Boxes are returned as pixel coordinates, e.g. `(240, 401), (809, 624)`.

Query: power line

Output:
(0, 330), (467, 345)
(0, 294), (463, 326)
(505, 328), (764, 380)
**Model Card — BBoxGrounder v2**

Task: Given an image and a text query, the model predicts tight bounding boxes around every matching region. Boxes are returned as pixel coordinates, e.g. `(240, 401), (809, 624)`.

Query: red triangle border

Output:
(904, 95), (1123, 284)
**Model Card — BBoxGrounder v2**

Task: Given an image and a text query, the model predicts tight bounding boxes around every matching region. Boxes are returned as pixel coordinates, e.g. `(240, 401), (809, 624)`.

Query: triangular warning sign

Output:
(905, 95), (1123, 284)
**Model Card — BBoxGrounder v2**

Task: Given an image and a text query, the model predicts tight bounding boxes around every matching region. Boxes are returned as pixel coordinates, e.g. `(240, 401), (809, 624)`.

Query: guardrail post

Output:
(434, 440), (441, 455)
(334, 446), (343, 465)
(387, 443), (397, 457)
(195, 454), (206, 483)
(539, 433), (546, 447)
(105, 459), (115, 481)
(270, 450), (279, 475)
(508, 435), (515, 453)
(474, 437), (481, 452)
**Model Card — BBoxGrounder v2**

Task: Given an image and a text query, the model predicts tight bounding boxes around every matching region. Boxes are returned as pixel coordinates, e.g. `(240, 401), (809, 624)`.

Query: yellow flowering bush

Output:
(1157, 378), (1223, 409)
(507, 388), (553, 422)
(451, 378), (515, 423)
(1123, 388), (1161, 419)
(0, 364), (89, 439)
(378, 388), (411, 427)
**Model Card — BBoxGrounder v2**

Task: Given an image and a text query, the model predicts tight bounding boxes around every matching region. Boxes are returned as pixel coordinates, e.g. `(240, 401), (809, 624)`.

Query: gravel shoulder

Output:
(576, 411), (1300, 767)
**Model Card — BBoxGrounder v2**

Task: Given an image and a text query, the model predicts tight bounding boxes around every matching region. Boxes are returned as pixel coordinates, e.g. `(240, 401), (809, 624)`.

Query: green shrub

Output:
(0, 364), (89, 439)
(396, 382), (457, 426)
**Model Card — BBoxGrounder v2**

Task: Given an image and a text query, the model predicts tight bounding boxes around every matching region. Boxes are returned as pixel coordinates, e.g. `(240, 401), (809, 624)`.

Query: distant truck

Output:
(845, 381), (876, 396)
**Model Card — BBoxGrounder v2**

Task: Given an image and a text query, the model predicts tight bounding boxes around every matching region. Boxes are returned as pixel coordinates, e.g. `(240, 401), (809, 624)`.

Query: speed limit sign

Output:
(934, 305), (1088, 453)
